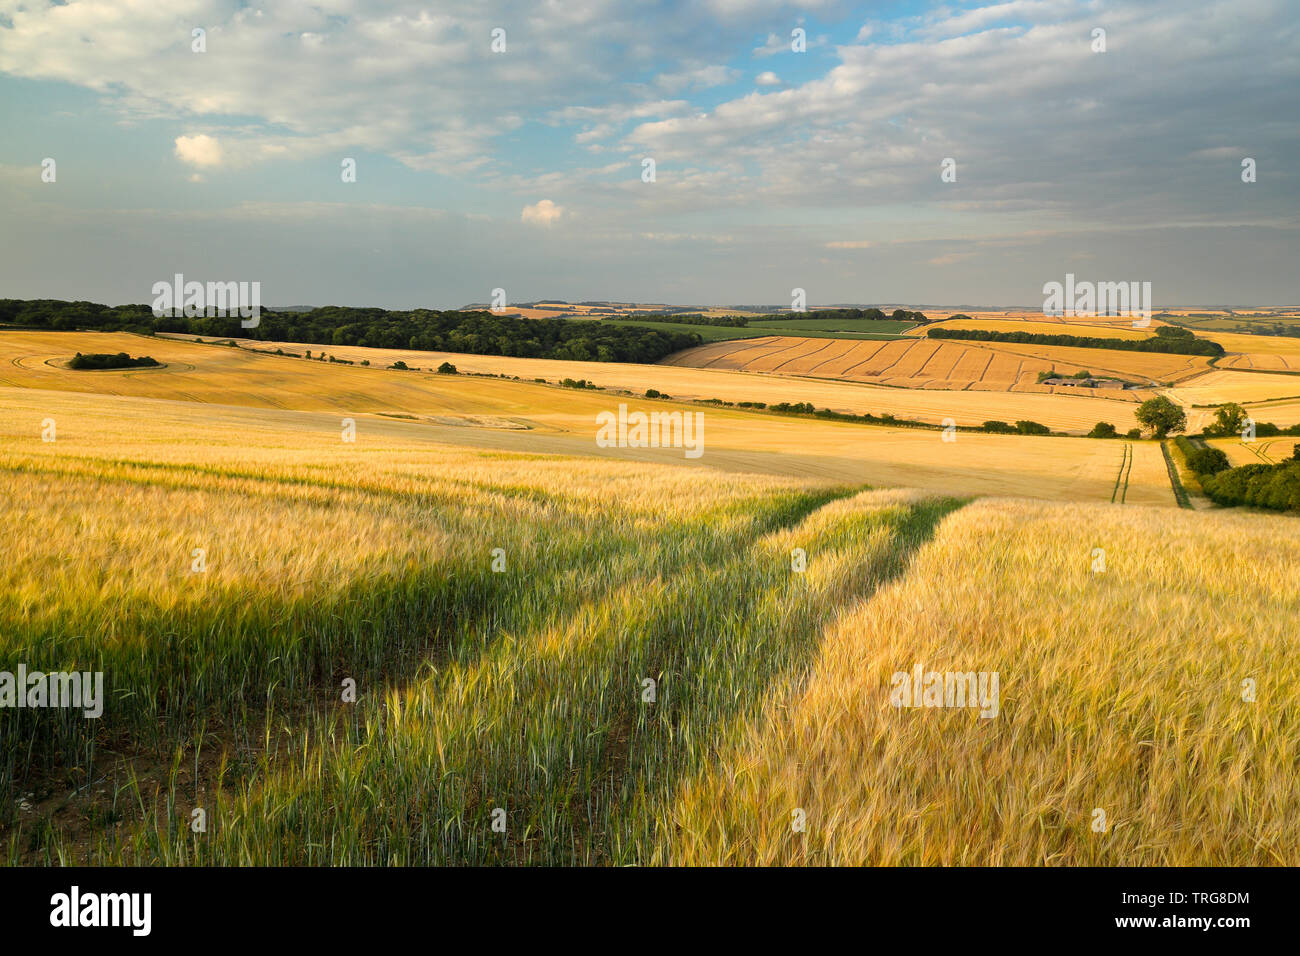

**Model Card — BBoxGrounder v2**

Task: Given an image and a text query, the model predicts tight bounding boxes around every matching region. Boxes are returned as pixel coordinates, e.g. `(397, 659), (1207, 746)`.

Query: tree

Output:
(1015, 420), (1051, 435)
(1207, 402), (1247, 437)
(436, 361), (458, 374)
(1087, 421), (1118, 438)
(1135, 396), (1187, 437)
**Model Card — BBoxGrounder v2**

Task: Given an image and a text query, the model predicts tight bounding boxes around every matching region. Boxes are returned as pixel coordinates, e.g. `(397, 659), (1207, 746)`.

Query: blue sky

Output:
(1, 0), (1297, 308)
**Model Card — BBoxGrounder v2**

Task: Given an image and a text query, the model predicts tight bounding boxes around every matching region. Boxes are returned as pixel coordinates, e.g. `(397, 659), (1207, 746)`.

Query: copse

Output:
(1087, 422), (1118, 438)
(67, 351), (160, 370)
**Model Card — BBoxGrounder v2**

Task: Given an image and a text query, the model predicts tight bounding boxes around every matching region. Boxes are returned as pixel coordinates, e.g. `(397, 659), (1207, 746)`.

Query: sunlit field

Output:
(0, 338), (1293, 865)
(0, 332), (1175, 504)
(0, 387), (955, 863)
(666, 499), (1300, 865)
(142, 331), (1147, 433)
(664, 334), (1204, 389)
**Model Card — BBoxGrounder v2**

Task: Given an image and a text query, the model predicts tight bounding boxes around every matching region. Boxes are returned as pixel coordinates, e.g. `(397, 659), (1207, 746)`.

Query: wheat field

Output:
(6, 328), (1292, 868)
(1, 377), (1290, 864)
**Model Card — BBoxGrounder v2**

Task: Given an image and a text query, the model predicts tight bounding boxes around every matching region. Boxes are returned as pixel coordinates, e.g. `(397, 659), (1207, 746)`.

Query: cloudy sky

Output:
(1, 0), (1296, 309)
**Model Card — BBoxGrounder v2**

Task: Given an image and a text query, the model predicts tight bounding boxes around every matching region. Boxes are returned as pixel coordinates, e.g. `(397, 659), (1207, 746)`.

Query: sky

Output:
(0, 0), (1297, 309)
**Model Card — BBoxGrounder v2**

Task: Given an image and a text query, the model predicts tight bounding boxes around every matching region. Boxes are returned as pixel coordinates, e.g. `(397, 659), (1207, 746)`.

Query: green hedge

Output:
(1201, 462), (1300, 512)
(926, 326), (1224, 357)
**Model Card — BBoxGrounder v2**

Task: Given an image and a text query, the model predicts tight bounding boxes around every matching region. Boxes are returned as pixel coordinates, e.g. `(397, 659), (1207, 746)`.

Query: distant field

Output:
(747, 317), (916, 335)
(1160, 309), (1300, 336)
(919, 317), (1159, 339)
(1211, 437), (1298, 467)
(1199, 330), (1300, 370)
(920, 310), (1164, 332)
(139, 331), (1145, 434)
(603, 317), (911, 342)
(1, 331), (1169, 502)
(662, 334), (1204, 392)
(1164, 369), (1300, 407)
(599, 319), (778, 342)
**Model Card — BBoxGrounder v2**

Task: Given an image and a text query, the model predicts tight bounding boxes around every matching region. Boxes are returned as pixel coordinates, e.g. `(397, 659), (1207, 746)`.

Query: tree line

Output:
(925, 324), (1225, 357)
(627, 307), (930, 328)
(0, 299), (704, 364)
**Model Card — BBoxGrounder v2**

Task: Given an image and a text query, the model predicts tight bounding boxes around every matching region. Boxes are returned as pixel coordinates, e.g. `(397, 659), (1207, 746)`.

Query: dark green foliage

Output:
(1183, 444), (1230, 475)
(1202, 402), (1247, 437)
(1135, 396), (1187, 437)
(0, 299), (702, 365)
(981, 420), (1015, 433)
(67, 351), (159, 370)
(1087, 422), (1118, 438)
(1015, 420), (1051, 435)
(926, 326), (1224, 357)
(437, 362), (458, 374)
(1202, 461), (1300, 512)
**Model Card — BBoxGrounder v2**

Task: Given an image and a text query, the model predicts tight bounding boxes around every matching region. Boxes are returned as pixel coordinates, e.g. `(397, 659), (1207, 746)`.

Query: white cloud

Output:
(174, 135), (223, 168)
(656, 64), (739, 93)
(521, 199), (565, 226)
(755, 71), (781, 86)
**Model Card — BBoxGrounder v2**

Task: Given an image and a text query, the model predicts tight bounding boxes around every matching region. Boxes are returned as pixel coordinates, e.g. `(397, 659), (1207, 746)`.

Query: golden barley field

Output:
(1210, 437), (1299, 468)
(664, 498), (1300, 865)
(1199, 330), (1300, 371)
(1, 369), (1292, 865)
(1164, 369), (1300, 407)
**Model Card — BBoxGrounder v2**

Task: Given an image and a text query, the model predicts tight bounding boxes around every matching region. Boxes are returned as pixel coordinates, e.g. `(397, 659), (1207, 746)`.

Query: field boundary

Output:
(1161, 440), (1193, 508)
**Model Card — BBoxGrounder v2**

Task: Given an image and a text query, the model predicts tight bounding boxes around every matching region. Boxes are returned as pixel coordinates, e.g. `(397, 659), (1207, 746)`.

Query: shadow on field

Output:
(2, 470), (854, 863)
